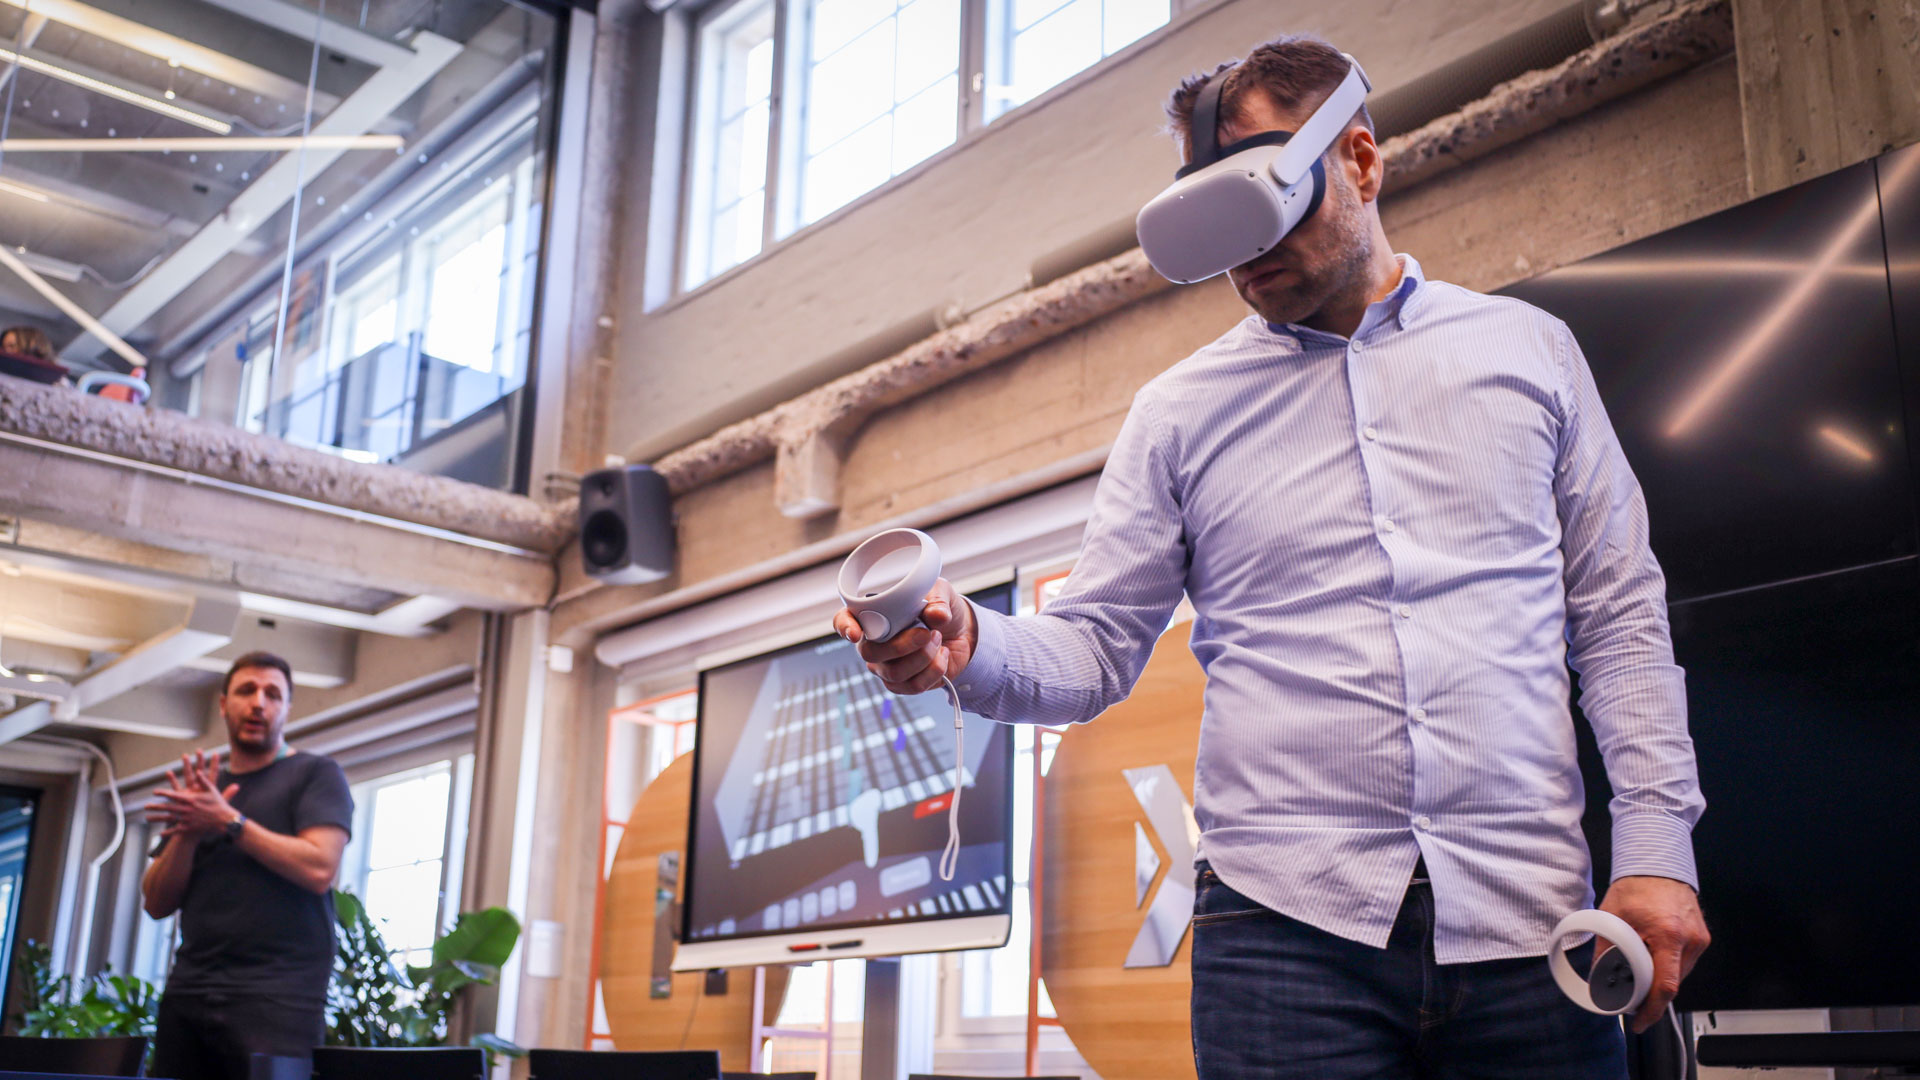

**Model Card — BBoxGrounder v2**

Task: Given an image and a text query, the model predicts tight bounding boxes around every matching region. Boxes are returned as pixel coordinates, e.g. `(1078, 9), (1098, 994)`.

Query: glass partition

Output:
(0, 0), (566, 490)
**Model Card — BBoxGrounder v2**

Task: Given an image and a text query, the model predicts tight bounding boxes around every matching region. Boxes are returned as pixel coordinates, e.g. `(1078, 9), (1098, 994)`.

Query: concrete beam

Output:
(3, 517), (401, 613)
(193, 0), (417, 70)
(68, 684), (209, 740)
(183, 614), (357, 689)
(0, 377), (570, 553)
(1731, 0), (1920, 197)
(1380, 0), (1738, 191)
(0, 437), (554, 611)
(0, 595), (239, 746)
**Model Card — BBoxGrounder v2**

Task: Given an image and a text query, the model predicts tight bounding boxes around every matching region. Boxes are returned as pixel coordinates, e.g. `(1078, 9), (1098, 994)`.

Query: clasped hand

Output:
(147, 750), (241, 841)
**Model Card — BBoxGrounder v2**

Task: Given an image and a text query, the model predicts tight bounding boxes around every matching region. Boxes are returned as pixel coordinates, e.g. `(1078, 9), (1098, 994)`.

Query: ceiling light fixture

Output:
(0, 47), (231, 133)
(0, 179), (47, 202)
(0, 134), (404, 153)
(0, 243), (148, 369)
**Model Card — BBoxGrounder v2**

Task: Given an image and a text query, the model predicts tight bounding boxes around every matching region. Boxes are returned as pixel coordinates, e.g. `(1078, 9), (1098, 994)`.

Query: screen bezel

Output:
(675, 582), (1016, 966)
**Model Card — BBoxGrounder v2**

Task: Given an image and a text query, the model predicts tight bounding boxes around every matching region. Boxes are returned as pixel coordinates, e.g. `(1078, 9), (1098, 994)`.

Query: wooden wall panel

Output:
(601, 754), (789, 1068)
(1040, 621), (1205, 1080)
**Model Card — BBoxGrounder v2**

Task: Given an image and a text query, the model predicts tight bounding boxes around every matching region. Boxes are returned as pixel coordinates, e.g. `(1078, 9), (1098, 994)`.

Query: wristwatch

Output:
(224, 812), (247, 842)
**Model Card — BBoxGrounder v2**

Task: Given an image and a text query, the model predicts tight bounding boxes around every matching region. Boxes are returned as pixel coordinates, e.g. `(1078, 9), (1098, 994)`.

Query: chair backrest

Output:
(526, 1048), (721, 1080)
(0, 1035), (147, 1076)
(309, 1046), (488, 1080)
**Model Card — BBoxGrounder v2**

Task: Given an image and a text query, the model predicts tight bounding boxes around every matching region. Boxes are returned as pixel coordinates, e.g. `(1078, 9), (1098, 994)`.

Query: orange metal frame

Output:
(584, 689), (697, 1048)
(1023, 569), (1072, 1075)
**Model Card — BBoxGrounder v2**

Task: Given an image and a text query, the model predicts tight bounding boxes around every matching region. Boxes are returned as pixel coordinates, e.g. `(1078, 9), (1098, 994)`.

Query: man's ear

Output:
(1344, 126), (1384, 204)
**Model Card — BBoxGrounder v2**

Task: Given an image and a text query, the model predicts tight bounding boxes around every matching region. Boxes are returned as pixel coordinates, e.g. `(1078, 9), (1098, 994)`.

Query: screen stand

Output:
(862, 956), (936, 1080)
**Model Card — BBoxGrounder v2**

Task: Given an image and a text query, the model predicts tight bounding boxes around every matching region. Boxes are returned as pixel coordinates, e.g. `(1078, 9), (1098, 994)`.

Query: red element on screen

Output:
(914, 793), (953, 819)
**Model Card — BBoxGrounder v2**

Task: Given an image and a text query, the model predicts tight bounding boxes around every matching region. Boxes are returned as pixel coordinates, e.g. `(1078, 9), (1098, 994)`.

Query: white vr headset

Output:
(1135, 54), (1372, 285)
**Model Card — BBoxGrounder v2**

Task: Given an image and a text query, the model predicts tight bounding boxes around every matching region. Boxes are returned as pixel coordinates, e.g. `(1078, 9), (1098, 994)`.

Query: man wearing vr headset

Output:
(837, 33), (1707, 1079)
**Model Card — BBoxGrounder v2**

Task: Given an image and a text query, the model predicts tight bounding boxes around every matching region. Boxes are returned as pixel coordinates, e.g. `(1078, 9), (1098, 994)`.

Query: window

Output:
(129, 827), (179, 988)
(687, 1), (776, 287)
(339, 757), (475, 969)
(957, 722), (1059, 1019)
(983, 0), (1168, 120)
(223, 117), (545, 480)
(793, 0), (960, 227)
(679, 0), (1170, 290)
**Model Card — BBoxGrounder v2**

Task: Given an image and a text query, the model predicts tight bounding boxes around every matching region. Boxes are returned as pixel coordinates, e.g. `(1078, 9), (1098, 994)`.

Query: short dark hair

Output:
(223, 651), (294, 696)
(1165, 34), (1373, 158)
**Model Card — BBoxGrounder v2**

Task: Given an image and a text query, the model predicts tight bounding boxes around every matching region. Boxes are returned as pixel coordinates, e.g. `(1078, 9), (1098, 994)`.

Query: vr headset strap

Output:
(1189, 67), (1230, 170)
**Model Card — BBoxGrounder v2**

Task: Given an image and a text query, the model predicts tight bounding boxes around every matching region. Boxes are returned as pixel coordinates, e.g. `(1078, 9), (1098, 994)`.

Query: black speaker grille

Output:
(582, 508), (630, 569)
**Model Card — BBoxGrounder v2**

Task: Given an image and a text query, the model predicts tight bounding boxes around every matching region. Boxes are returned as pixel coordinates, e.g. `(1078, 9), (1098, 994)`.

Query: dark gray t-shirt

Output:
(161, 751), (354, 1004)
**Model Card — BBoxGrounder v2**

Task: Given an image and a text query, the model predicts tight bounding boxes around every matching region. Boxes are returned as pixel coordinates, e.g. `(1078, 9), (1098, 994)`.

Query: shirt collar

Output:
(1264, 252), (1427, 344)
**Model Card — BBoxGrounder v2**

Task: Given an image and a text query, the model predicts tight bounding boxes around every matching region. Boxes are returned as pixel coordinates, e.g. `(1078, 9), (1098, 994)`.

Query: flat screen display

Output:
(1575, 557), (1920, 1012)
(681, 584), (1015, 951)
(1498, 158), (1916, 603)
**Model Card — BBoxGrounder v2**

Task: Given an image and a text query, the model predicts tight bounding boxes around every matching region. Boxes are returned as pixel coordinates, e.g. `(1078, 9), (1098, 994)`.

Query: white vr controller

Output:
(837, 527), (968, 881)
(838, 528), (944, 644)
(1547, 908), (1654, 1016)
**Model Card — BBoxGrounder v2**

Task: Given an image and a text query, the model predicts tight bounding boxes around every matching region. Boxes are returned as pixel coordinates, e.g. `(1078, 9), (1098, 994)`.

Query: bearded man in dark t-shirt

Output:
(142, 650), (354, 1080)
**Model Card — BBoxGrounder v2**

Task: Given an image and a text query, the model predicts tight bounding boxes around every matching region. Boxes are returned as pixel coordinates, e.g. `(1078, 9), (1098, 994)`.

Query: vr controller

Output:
(838, 528), (968, 881)
(1548, 908), (1654, 1016)
(838, 528), (944, 645)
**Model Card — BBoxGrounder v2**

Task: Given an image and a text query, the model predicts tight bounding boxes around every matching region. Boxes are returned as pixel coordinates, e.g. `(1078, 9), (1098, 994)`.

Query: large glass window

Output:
(0, 791), (35, 1003)
(684, 0), (1167, 290)
(339, 756), (475, 969)
(687, 1), (777, 288)
(231, 122), (544, 476)
(0, 0), (563, 487)
(984, 0), (1168, 120)
(793, 0), (960, 228)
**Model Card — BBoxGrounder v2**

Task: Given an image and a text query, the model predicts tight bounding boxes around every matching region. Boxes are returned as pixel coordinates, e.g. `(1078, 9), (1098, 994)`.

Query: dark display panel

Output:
(681, 585), (1014, 945)
(1574, 558), (1920, 1012)
(1499, 159), (1916, 604)
(1877, 141), (1920, 542)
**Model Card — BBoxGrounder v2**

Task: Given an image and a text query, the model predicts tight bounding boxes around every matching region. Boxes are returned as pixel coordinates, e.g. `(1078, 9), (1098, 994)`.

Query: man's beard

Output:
(1234, 176), (1373, 327)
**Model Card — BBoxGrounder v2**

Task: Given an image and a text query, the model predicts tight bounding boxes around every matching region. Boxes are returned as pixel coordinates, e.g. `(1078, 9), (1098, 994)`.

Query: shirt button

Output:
(1396, 604), (1412, 619)
(1410, 707), (1427, 723)
(1363, 426), (1379, 441)
(1415, 815), (1432, 831)
(1350, 339), (1363, 353)
(1381, 518), (1396, 534)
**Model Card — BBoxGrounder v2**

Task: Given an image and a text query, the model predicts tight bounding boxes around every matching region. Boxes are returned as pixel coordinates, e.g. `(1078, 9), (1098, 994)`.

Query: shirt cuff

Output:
(953, 600), (1011, 711)
(1610, 811), (1700, 893)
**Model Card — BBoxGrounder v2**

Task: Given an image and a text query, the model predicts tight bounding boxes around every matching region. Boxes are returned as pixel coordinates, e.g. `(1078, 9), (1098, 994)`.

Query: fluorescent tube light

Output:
(0, 134), (405, 153)
(0, 46), (231, 133)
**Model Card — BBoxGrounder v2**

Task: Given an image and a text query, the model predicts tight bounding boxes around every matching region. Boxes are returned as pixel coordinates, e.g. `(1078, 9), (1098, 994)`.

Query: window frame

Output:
(669, 0), (1206, 301)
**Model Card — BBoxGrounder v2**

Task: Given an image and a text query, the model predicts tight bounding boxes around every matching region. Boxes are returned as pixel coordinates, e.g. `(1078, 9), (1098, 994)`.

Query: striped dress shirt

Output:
(955, 254), (1705, 963)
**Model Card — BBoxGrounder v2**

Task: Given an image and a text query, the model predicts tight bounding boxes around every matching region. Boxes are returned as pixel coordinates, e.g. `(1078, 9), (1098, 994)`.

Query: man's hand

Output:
(833, 577), (977, 695)
(149, 752), (241, 841)
(1596, 875), (1711, 1032)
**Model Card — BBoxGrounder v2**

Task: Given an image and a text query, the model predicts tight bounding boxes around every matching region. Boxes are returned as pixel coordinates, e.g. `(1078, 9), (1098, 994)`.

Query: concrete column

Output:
(1733, 0), (1920, 196)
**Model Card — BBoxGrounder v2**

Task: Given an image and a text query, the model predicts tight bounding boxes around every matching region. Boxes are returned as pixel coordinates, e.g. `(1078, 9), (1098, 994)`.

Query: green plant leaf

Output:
(432, 907), (520, 969)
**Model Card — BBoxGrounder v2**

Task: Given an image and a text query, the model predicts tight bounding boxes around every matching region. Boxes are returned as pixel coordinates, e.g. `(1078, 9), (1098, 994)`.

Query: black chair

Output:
(245, 1054), (310, 1080)
(527, 1048), (721, 1079)
(309, 1047), (488, 1080)
(0, 1036), (147, 1077)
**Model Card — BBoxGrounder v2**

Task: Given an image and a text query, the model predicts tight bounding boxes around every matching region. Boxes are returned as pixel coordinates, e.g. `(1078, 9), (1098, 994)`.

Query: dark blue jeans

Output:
(1190, 863), (1627, 1080)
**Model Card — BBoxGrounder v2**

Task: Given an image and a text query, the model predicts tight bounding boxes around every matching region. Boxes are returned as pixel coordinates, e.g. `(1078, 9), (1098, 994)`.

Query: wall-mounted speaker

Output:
(579, 464), (674, 585)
